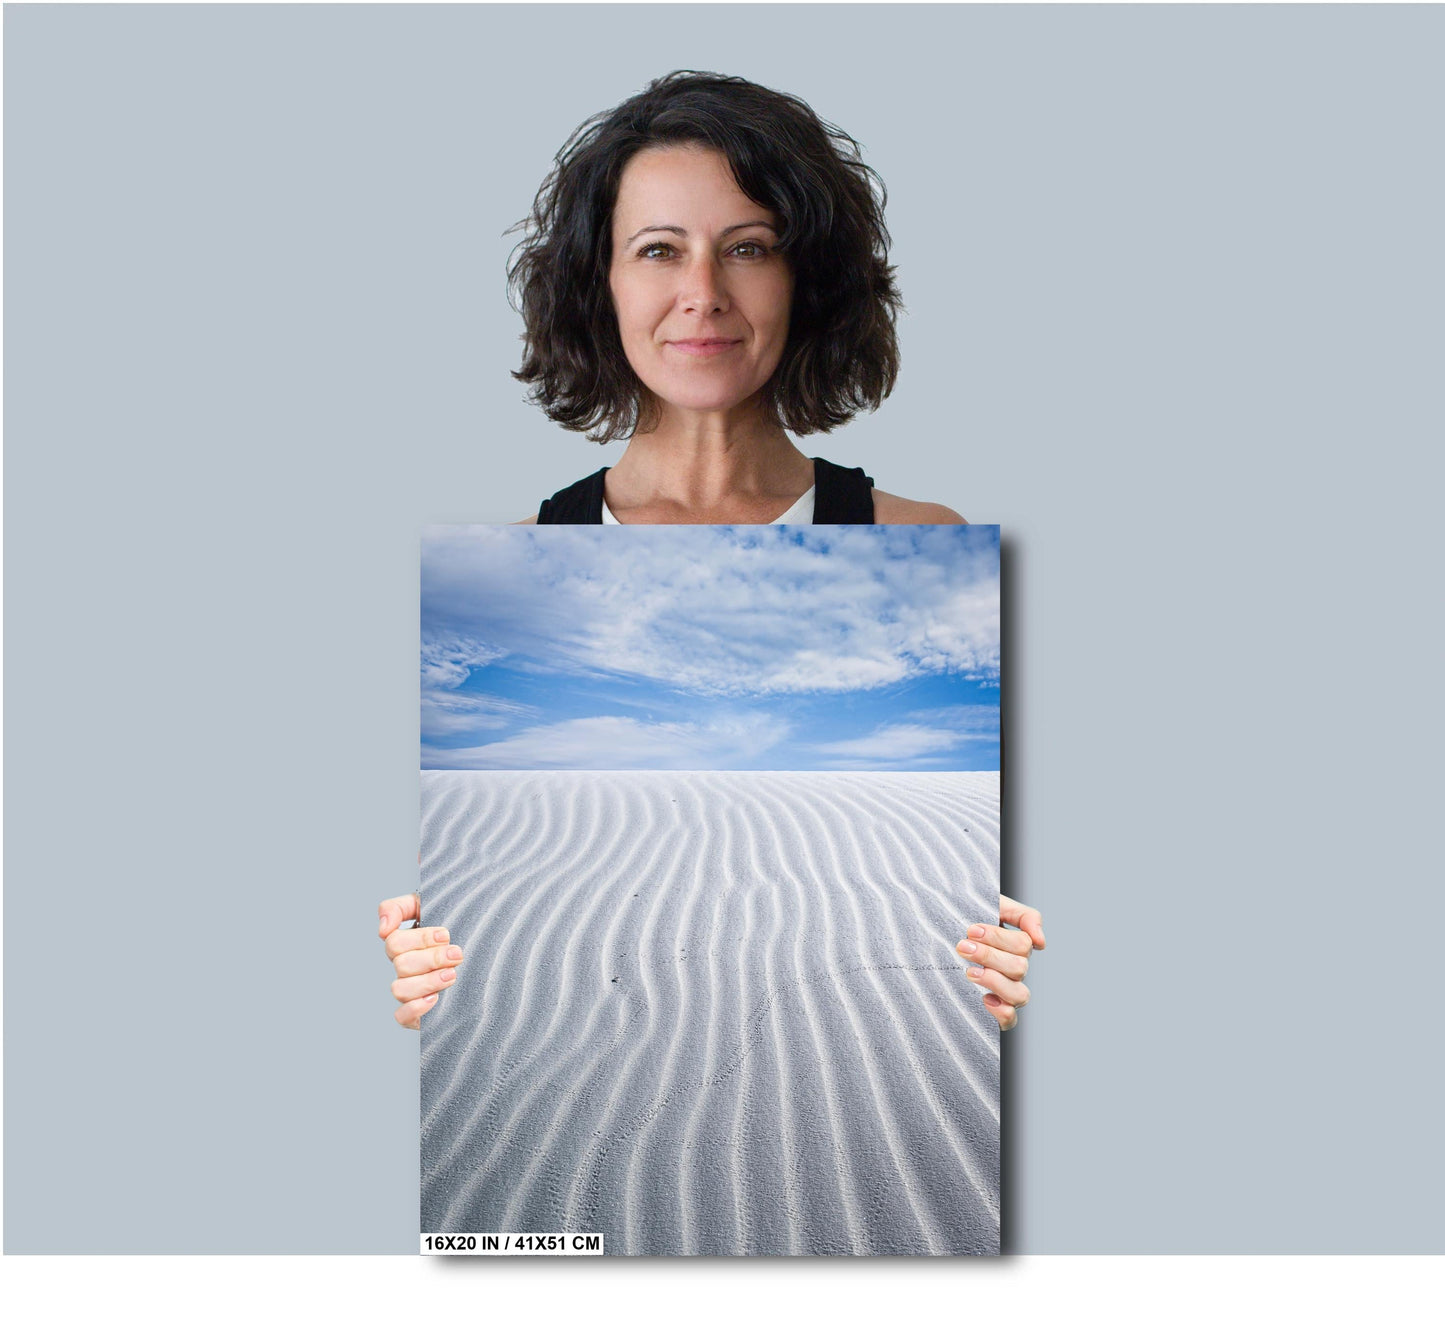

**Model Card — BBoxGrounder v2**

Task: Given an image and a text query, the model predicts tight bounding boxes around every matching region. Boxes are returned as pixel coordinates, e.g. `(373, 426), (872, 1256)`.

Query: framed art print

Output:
(419, 524), (1001, 1255)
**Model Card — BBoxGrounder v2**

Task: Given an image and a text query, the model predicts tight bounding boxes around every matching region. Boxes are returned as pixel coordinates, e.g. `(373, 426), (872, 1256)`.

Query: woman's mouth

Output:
(666, 338), (743, 358)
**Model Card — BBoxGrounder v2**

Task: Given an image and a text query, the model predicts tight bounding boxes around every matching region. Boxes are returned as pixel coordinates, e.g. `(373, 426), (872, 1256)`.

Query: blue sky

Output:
(421, 525), (1000, 771)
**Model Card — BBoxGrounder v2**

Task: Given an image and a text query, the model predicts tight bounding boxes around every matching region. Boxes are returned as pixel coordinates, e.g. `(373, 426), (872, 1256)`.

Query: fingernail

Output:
(967, 965), (984, 979)
(439, 968), (456, 984)
(434, 929), (449, 944)
(424, 994), (438, 1004)
(378, 918), (387, 936)
(968, 925), (987, 940)
(958, 940), (977, 955)
(447, 945), (464, 961)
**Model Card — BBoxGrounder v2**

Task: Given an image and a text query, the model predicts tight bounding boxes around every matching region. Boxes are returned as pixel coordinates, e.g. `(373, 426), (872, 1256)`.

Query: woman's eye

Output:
(635, 239), (770, 260)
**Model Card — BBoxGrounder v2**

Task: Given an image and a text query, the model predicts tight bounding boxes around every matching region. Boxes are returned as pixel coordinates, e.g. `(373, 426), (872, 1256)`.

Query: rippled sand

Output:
(420, 769), (1000, 1255)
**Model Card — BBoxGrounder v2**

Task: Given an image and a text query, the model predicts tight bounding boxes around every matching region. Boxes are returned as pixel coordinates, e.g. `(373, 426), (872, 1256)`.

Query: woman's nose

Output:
(679, 256), (729, 315)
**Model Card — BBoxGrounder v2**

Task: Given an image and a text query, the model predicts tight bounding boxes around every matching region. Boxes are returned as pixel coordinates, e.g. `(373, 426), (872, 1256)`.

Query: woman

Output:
(382, 71), (1045, 1030)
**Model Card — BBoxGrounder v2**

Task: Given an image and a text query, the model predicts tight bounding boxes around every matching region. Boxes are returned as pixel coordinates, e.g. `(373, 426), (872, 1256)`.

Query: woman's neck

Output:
(604, 405), (815, 522)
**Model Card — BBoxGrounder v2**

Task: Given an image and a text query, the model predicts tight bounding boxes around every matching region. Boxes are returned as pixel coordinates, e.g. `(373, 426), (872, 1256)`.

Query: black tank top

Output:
(536, 456), (876, 525)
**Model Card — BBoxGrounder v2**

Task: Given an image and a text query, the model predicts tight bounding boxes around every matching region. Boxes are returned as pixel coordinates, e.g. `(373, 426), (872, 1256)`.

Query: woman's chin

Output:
(649, 382), (768, 420)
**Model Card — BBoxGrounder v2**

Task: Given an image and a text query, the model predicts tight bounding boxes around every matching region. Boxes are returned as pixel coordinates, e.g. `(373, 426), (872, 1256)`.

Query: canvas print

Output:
(420, 524), (1001, 1255)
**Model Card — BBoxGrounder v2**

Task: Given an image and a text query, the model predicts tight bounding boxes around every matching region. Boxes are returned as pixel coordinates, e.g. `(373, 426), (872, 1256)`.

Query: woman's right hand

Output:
(379, 893), (465, 1029)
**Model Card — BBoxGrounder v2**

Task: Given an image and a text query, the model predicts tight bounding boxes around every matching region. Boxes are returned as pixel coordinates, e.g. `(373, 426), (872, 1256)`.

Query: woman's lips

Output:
(666, 338), (743, 358)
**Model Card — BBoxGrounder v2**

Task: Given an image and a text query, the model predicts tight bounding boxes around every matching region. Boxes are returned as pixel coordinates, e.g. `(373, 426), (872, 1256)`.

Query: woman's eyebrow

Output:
(624, 220), (779, 244)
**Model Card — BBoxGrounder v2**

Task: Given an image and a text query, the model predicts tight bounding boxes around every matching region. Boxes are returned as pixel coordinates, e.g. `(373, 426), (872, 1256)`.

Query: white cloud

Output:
(422, 711), (792, 770)
(420, 634), (507, 692)
(421, 525), (999, 698)
(419, 632), (531, 737)
(811, 705), (1001, 765)
(904, 705), (1001, 735)
(420, 689), (535, 739)
(813, 723), (972, 760)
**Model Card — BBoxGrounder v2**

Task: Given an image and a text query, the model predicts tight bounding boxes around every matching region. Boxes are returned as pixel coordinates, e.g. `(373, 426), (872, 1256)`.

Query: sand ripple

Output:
(420, 770), (1000, 1255)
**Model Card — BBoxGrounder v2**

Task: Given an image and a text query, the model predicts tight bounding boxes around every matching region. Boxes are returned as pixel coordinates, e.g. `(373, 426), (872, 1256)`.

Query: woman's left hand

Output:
(956, 893), (1046, 1031)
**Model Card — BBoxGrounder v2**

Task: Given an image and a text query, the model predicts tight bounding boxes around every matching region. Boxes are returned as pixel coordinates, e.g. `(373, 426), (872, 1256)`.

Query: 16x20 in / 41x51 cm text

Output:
(420, 1233), (604, 1255)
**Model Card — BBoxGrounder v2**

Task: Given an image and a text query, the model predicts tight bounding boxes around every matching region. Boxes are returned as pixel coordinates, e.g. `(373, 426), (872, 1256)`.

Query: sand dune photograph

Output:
(420, 525), (1001, 1255)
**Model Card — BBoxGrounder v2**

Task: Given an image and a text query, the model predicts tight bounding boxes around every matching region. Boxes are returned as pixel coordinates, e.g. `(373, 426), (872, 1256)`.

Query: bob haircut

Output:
(508, 71), (903, 445)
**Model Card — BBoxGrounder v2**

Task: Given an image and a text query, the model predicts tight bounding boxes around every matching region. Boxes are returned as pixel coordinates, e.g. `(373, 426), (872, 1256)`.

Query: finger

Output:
(963, 962), (1030, 1008)
(393, 942), (465, 979)
(999, 894), (1046, 949)
(955, 934), (1029, 980)
(384, 925), (451, 962)
(391, 965), (461, 1004)
(982, 992), (1019, 1031)
(395, 993), (439, 1030)
(961, 922), (1033, 958)
(379, 893), (420, 938)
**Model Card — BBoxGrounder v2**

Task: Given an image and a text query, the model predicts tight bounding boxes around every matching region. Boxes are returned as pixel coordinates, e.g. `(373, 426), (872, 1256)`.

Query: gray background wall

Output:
(5, 4), (1441, 1254)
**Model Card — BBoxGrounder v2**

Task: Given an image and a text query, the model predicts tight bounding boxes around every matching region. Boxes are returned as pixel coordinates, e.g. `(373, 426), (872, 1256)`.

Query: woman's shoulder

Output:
(513, 514), (540, 524)
(871, 488), (968, 525)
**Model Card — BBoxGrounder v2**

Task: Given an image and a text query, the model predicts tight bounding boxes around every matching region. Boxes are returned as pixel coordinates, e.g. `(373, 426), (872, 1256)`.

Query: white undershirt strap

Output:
(601, 485), (817, 525)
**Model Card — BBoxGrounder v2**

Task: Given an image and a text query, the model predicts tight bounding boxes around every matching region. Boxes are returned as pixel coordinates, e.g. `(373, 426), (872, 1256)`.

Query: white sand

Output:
(420, 769), (1000, 1256)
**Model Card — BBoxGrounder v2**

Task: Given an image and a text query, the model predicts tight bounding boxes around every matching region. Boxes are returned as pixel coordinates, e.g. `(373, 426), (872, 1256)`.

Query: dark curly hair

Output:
(507, 71), (903, 445)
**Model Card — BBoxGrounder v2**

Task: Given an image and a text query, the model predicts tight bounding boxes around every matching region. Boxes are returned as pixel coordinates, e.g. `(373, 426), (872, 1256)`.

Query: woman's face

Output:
(608, 145), (793, 423)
